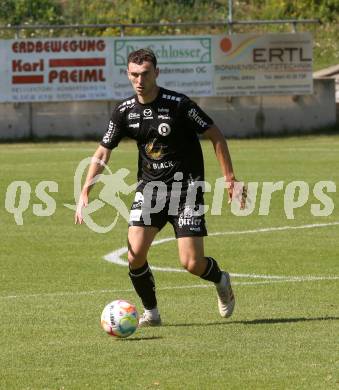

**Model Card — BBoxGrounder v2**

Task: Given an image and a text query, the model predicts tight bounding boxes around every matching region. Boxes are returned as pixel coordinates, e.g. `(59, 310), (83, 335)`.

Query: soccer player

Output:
(75, 48), (245, 326)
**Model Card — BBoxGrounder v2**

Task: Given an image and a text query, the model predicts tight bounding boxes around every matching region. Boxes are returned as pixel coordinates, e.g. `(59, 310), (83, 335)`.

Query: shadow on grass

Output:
(163, 316), (339, 327)
(115, 336), (163, 341)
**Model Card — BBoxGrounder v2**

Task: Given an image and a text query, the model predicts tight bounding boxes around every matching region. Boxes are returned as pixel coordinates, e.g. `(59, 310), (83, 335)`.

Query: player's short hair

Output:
(127, 48), (157, 69)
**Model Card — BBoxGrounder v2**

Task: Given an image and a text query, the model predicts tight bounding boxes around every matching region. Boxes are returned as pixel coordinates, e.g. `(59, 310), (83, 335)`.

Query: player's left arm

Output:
(205, 124), (246, 207)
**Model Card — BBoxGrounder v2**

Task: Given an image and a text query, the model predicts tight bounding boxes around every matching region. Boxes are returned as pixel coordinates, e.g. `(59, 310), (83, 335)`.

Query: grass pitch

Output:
(0, 135), (338, 389)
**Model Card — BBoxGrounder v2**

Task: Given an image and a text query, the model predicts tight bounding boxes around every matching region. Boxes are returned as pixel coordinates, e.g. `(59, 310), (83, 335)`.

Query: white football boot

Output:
(215, 271), (235, 318)
(138, 308), (162, 327)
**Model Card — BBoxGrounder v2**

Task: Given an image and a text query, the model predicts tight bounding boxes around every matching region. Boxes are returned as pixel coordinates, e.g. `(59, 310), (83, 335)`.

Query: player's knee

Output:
(127, 249), (147, 268)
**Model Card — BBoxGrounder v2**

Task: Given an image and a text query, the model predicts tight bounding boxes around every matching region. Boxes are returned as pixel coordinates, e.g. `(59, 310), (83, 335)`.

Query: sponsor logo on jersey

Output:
(178, 206), (202, 228)
(102, 120), (116, 144)
(162, 94), (181, 102)
(158, 107), (170, 113)
(189, 227), (202, 232)
(188, 108), (208, 128)
(152, 161), (174, 170)
(145, 138), (164, 160)
(131, 192), (144, 209)
(158, 115), (171, 120)
(183, 206), (194, 218)
(129, 209), (142, 222)
(143, 108), (153, 119)
(158, 123), (171, 136)
(178, 216), (202, 228)
(119, 99), (135, 108)
(129, 192), (144, 221)
(128, 112), (140, 120)
(118, 98), (135, 112)
(128, 123), (140, 128)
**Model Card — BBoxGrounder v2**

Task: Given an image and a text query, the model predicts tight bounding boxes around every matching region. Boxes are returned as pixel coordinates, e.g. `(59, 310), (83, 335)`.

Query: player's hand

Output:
(75, 192), (89, 224)
(226, 178), (247, 210)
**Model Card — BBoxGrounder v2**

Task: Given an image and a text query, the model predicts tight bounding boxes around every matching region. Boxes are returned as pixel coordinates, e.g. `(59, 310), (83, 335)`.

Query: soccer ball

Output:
(101, 300), (139, 338)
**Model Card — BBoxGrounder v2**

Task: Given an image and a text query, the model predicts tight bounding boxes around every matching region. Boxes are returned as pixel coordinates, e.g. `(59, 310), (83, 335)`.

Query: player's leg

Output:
(127, 225), (161, 326)
(177, 235), (207, 275)
(128, 225), (157, 270)
(177, 236), (235, 318)
(178, 236), (222, 279)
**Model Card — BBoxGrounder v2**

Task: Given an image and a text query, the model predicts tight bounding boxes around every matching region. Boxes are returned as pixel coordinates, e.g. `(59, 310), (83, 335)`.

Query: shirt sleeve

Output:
(100, 104), (126, 150)
(178, 96), (214, 134)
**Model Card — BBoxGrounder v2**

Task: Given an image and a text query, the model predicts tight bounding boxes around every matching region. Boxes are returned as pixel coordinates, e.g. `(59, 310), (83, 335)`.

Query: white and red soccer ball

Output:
(101, 300), (139, 338)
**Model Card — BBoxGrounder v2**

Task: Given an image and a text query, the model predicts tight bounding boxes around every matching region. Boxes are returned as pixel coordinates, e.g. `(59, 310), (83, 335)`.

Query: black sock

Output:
(200, 257), (222, 283)
(129, 262), (157, 310)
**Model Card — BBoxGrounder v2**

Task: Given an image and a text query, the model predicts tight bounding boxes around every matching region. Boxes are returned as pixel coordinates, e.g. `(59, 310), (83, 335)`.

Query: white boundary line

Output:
(1, 277), (338, 301)
(104, 221), (339, 278)
(1, 222), (338, 301)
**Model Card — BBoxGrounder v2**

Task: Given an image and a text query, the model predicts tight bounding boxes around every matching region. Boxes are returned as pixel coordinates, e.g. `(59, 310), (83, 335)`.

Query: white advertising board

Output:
(0, 38), (113, 102)
(0, 33), (312, 102)
(212, 33), (313, 96)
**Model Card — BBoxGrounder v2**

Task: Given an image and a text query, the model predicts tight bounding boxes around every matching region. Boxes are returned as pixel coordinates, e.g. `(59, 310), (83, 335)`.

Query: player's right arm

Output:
(75, 101), (127, 224)
(75, 145), (111, 224)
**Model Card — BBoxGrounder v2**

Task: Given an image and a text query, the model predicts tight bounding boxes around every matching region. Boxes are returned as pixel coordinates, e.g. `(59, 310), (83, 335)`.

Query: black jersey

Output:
(101, 87), (213, 186)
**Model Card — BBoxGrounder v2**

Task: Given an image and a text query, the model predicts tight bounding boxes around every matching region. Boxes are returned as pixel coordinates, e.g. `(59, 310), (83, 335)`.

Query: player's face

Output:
(127, 61), (159, 101)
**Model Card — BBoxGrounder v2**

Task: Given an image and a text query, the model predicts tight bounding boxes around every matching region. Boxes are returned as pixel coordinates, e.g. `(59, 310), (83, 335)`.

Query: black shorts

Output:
(128, 185), (207, 238)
